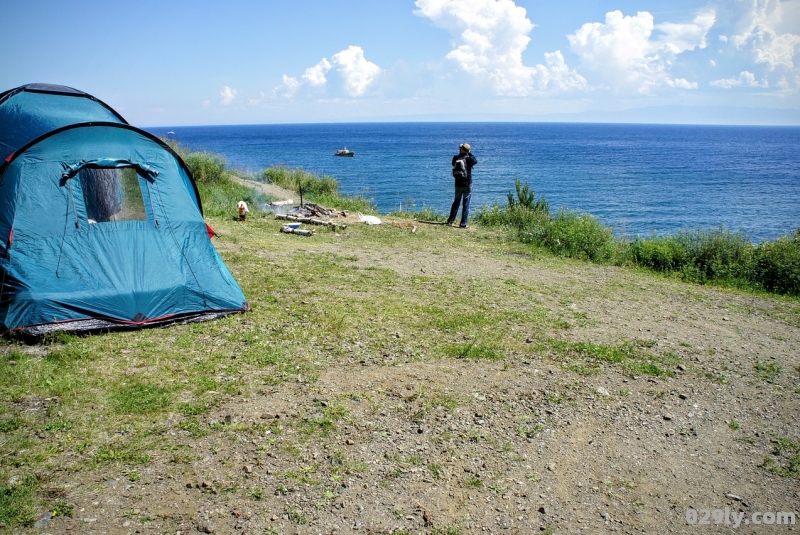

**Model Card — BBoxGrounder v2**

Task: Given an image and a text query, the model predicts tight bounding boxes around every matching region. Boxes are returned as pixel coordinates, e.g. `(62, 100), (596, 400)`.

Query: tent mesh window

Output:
(78, 167), (147, 222)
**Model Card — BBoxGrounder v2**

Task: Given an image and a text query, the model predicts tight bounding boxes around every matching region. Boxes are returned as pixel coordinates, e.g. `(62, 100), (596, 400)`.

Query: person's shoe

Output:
(459, 224), (468, 228)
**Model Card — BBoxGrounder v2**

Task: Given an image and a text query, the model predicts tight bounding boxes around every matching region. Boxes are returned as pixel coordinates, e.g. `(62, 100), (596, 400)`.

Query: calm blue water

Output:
(145, 123), (800, 242)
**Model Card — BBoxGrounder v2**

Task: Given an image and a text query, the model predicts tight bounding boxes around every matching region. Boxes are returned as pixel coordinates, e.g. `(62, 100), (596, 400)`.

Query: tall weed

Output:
(753, 229), (800, 295)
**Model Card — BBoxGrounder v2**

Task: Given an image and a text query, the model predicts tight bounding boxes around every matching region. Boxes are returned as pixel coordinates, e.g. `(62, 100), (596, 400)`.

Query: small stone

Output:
(678, 393), (688, 400)
(677, 364), (686, 371)
(244, 465), (253, 474)
(723, 317), (729, 321)
(201, 480), (212, 488)
(197, 520), (215, 533)
(546, 463), (556, 472)
(663, 414), (674, 421)
(538, 506), (547, 514)
(346, 439), (355, 445)
(34, 512), (52, 529)
(596, 387), (610, 396)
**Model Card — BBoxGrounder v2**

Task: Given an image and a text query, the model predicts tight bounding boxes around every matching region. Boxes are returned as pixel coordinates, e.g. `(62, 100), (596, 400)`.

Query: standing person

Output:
(447, 143), (478, 228)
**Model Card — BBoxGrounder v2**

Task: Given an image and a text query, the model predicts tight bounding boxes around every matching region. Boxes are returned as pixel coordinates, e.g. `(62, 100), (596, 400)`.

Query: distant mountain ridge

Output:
(355, 106), (800, 126)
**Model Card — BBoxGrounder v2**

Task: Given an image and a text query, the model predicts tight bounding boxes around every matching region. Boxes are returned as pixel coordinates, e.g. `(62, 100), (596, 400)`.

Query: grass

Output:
(477, 180), (800, 296)
(762, 437), (800, 478)
(543, 339), (681, 377)
(0, 147), (795, 530)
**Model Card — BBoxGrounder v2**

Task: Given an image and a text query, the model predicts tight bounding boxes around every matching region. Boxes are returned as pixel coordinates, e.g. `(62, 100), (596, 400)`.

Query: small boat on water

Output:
(334, 147), (354, 157)
(166, 131), (175, 136)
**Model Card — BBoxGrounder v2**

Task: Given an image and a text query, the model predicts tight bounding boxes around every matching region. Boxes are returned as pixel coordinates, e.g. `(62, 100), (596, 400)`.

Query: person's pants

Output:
(447, 186), (472, 227)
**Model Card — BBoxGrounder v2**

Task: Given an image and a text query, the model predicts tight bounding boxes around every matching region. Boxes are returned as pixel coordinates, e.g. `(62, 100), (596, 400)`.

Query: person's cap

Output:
(460, 143), (471, 151)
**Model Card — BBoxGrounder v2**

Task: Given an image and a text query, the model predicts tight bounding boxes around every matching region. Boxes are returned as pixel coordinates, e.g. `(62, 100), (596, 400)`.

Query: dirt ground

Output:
(27, 181), (800, 535)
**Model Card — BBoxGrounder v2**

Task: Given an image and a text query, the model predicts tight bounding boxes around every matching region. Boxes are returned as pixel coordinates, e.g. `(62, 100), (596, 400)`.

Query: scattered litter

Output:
(280, 224), (314, 236)
(289, 202), (341, 218)
(358, 213), (382, 225)
(275, 213), (347, 231)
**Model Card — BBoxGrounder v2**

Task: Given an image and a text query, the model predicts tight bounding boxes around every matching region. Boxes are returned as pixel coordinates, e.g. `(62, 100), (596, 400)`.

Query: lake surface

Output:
(145, 122), (800, 242)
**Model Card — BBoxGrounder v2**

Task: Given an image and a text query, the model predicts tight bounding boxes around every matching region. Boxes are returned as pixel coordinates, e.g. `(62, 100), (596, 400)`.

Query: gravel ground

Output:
(24, 185), (800, 535)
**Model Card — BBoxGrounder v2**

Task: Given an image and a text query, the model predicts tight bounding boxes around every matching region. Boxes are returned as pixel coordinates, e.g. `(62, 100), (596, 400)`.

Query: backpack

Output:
(452, 156), (468, 180)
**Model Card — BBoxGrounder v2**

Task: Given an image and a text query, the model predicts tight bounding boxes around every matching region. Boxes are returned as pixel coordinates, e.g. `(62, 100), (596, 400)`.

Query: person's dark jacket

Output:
(452, 152), (478, 186)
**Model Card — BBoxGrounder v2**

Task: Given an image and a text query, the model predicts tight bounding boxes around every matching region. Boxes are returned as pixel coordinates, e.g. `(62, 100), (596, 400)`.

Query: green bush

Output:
(259, 166), (376, 213)
(198, 180), (265, 218)
(260, 166), (337, 195)
(184, 152), (228, 185)
(754, 229), (800, 295)
(507, 179), (549, 213)
(626, 235), (690, 272)
(544, 210), (616, 262)
(477, 179), (550, 230)
(162, 139), (229, 186)
(675, 229), (755, 284)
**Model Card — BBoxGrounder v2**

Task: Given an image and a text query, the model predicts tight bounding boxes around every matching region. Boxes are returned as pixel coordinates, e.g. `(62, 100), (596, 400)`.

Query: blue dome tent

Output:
(0, 84), (249, 337)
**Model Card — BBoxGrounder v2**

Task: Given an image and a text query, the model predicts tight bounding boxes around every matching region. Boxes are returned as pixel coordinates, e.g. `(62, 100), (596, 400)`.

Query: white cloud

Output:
(414, 0), (586, 95)
(276, 75), (301, 98)
(276, 47), (380, 98)
(219, 86), (237, 105)
(302, 58), (332, 86)
(331, 46), (381, 96)
(711, 71), (768, 88)
(729, 0), (800, 71)
(567, 9), (715, 94)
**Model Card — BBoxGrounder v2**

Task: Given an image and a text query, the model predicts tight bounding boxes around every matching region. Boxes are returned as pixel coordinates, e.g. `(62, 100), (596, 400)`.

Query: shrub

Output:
(674, 228), (755, 285)
(198, 180), (265, 218)
(543, 210), (616, 262)
(753, 229), (800, 296)
(626, 235), (690, 272)
(260, 166), (337, 195)
(477, 179), (549, 230)
(184, 152), (228, 185)
(507, 179), (549, 213)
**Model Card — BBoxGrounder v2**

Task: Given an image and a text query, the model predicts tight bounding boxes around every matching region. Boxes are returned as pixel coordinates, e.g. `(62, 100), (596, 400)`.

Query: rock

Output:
(197, 519), (215, 533)
(34, 511), (52, 528)
(244, 465), (253, 474)
(538, 506), (547, 514)
(663, 414), (674, 421)
(346, 439), (355, 445)
(546, 463), (556, 472)
(596, 387), (610, 396)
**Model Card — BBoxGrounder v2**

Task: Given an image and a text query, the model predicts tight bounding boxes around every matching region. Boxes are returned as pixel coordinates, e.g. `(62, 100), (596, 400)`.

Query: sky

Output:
(2, 0), (800, 126)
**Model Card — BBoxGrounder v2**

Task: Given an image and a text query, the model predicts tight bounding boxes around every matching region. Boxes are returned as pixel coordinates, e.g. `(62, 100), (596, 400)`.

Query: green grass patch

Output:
(0, 473), (39, 528)
(544, 339), (679, 377)
(110, 383), (173, 414)
(445, 340), (503, 361)
(478, 179), (800, 296)
(762, 437), (800, 478)
(754, 360), (782, 383)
